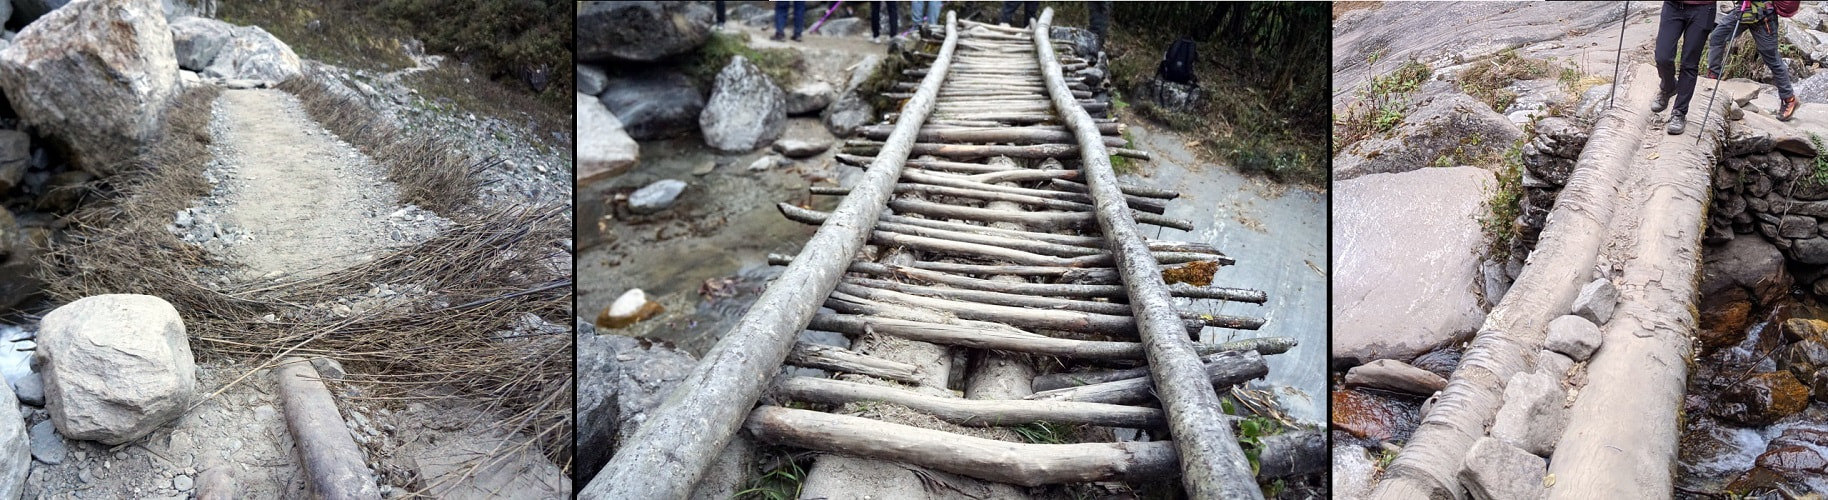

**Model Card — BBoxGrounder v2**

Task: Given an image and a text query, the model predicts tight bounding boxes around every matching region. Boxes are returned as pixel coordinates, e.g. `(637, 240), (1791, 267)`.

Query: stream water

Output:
(1677, 297), (1828, 497)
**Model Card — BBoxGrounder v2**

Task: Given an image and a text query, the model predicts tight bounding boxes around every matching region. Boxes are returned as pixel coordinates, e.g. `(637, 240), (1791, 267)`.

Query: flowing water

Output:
(1677, 298), (1828, 497)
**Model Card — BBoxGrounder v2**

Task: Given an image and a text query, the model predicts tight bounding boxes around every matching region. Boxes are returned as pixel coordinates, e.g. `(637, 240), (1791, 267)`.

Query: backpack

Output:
(1737, 0), (1780, 24)
(1157, 38), (1198, 85)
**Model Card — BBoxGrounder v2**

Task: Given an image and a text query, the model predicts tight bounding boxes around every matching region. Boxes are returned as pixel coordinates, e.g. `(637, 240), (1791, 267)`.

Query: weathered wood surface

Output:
(805, 314), (1295, 361)
(582, 13), (961, 499)
(745, 406), (1180, 487)
(771, 376), (1166, 428)
(1024, 350), (1270, 405)
(1035, 9), (1262, 498)
(785, 342), (924, 384)
(273, 357), (382, 500)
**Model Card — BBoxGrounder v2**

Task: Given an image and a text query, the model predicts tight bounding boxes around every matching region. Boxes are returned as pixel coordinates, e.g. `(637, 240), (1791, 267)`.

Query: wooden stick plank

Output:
(1022, 351), (1269, 406)
(805, 314), (1296, 360)
(786, 342), (924, 384)
(771, 376), (1166, 428)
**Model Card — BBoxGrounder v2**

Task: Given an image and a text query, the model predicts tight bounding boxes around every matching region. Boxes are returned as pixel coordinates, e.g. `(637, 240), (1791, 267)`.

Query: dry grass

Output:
(37, 84), (574, 486)
(276, 76), (480, 218)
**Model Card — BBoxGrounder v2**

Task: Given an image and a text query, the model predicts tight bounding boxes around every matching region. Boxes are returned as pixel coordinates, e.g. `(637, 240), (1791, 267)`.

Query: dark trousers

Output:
(1089, 1), (1111, 49)
(871, 1), (899, 37)
(1655, 1), (1715, 116)
(715, 0), (725, 25)
(1707, 10), (1795, 101)
(1000, 1), (1038, 28)
(775, 1), (805, 38)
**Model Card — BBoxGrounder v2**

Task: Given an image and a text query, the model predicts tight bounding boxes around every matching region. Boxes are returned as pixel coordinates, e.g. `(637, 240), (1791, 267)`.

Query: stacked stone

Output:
(1706, 113), (1827, 289)
(1517, 117), (1590, 258)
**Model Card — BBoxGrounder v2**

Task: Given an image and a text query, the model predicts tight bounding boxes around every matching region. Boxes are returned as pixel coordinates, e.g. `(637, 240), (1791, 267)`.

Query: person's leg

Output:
(1672, 4), (1713, 117)
(911, 1), (926, 25)
(1024, 2), (1037, 27)
(1089, 1), (1111, 51)
(871, 1), (882, 38)
(775, 2), (788, 39)
(1001, 1), (1018, 26)
(1654, 3), (1684, 102)
(1751, 17), (1795, 101)
(1706, 10), (1739, 78)
(793, 1), (806, 39)
(889, 1), (899, 37)
(716, 0), (726, 26)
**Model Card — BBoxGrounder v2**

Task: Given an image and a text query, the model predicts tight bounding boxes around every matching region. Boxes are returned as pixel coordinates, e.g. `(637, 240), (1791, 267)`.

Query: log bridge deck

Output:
(585, 9), (1313, 499)
(1372, 64), (1722, 499)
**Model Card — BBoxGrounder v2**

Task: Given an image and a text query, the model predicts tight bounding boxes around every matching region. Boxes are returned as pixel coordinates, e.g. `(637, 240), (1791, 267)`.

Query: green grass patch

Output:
(683, 32), (805, 93)
(217, 0), (416, 72)
(1478, 140), (1528, 261)
(1810, 134), (1828, 186)
(1457, 49), (1553, 112)
(1334, 56), (1432, 154)
(735, 449), (813, 500)
(1013, 421), (1074, 444)
(400, 63), (570, 149)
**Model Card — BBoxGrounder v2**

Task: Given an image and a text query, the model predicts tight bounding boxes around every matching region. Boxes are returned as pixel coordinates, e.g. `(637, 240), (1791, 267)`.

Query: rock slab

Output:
(578, 93), (639, 184)
(1333, 166), (1495, 364)
(36, 294), (198, 445)
(0, 0), (177, 177)
(577, 1), (712, 62)
(628, 179), (686, 215)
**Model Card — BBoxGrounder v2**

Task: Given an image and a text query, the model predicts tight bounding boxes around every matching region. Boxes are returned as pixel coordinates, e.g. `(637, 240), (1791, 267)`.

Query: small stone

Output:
(253, 405), (276, 421)
(691, 160), (717, 176)
(1545, 315), (1602, 361)
(310, 358), (347, 380)
(28, 420), (64, 465)
(628, 179), (687, 215)
(747, 154), (782, 172)
(1343, 359), (1447, 396)
(13, 373), (43, 407)
(773, 138), (832, 158)
(1536, 349), (1574, 378)
(597, 289), (664, 329)
(1571, 278), (1618, 325)
(1459, 437), (1549, 500)
(173, 474), (192, 491)
(1489, 371), (1568, 457)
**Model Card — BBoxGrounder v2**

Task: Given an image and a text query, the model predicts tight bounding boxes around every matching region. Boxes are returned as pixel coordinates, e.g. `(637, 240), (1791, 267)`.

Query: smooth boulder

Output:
(167, 15), (231, 71)
(700, 55), (786, 153)
(1333, 166), (1495, 364)
(36, 294), (198, 445)
(200, 24), (301, 82)
(0, 380), (25, 499)
(0, 0), (177, 177)
(600, 70), (704, 140)
(1343, 359), (1447, 395)
(577, 1), (711, 62)
(628, 179), (686, 215)
(578, 93), (638, 184)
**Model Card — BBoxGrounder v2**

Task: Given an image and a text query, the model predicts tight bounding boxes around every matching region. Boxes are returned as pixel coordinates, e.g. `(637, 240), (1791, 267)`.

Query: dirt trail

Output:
(208, 89), (438, 280)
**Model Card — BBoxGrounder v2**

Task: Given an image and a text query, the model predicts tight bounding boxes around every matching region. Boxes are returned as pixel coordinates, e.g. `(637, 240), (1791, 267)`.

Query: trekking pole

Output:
(808, 1), (844, 35)
(1698, 3), (1749, 144)
(1608, 1), (1628, 109)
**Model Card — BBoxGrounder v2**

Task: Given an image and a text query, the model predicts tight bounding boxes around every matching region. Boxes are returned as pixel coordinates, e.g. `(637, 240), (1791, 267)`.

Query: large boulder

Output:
(577, 1), (711, 63)
(36, 294), (197, 444)
(0, 0), (176, 177)
(600, 70), (704, 140)
(699, 55), (786, 153)
(200, 24), (300, 82)
(578, 93), (638, 185)
(1333, 166), (1495, 364)
(167, 16), (231, 72)
(1701, 235), (1791, 306)
(1334, 81), (1523, 181)
(0, 381), (24, 500)
(822, 89), (874, 137)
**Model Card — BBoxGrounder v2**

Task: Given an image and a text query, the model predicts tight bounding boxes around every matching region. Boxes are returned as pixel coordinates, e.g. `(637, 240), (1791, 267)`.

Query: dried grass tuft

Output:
(37, 82), (574, 484)
(276, 76), (482, 217)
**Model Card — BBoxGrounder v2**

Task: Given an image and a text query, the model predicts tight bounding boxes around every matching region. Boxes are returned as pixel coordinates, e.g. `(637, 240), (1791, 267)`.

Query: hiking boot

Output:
(1706, 69), (1721, 80)
(1780, 96), (1800, 121)
(1667, 113), (1687, 135)
(792, 33), (802, 42)
(771, 31), (785, 41)
(1651, 90), (1671, 112)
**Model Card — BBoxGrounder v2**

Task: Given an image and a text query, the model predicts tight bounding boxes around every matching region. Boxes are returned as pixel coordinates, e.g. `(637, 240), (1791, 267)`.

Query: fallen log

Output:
(1023, 351), (1269, 406)
(1036, 10), (1259, 498)
(768, 254), (1264, 302)
(887, 198), (1194, 232)
(786, 342), (924, 384)
(1257, 430), (1329, 479)
(746, 406), (1177, 487)
(805, 314), (1296, 360)
(273, 358), (382, 500)
(771, 376), (1166, 428)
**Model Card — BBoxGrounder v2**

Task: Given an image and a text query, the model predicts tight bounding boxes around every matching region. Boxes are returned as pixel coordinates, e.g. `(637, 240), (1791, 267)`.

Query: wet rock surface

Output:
(1333, 166), (1492, 364)
(1331, 389), (1421, 443)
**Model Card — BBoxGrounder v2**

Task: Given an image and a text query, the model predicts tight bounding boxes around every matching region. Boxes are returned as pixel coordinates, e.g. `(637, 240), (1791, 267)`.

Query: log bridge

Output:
(584, 9), (1316, 499)
(1370, 64), (1724, 499)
